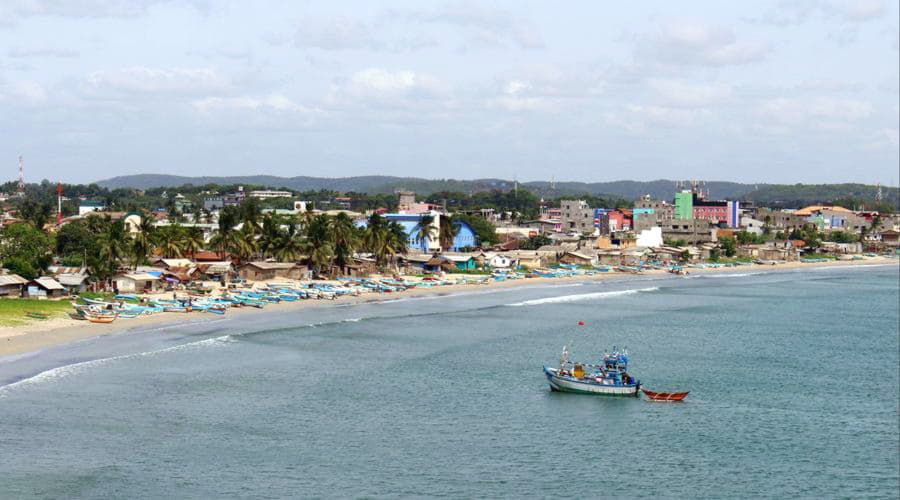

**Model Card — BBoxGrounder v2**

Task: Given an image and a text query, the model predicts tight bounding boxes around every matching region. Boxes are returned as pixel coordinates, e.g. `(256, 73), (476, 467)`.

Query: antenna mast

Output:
(17, 155), (25, 196)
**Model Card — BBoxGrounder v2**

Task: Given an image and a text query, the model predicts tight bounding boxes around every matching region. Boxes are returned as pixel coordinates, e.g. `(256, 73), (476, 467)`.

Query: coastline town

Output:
(0, 178), (898, 334)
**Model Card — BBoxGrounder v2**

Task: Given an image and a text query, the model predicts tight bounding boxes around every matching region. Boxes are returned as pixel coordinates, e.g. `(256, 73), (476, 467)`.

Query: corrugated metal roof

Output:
(0, 274), (28, 286)
(33, 277), (65, 290)
(242, 262), (297, 270)
(57, 274), (88, 286)
(121, 273), (161, 281)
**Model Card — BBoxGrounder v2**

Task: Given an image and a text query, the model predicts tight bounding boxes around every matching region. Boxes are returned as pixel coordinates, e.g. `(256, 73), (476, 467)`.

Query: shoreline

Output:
(1, 257), (896, 359)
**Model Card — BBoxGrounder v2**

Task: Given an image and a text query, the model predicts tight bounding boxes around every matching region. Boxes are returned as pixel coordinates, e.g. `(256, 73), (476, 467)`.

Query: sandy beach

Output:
(1, 257), (895, 358)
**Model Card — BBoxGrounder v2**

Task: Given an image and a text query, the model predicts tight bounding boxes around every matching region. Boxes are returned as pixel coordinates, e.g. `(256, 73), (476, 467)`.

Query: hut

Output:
(113, 272), (162, 293)
(238, 262), (303, 282)
(56, 272), (90, 294)
(0, 273), (28, 297)
(26, 277), (67, 298)
(559, 251), (595, 267)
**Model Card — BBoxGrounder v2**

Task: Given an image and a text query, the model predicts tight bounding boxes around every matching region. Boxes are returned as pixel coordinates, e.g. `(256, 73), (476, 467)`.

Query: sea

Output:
(1, 265), (898, 499)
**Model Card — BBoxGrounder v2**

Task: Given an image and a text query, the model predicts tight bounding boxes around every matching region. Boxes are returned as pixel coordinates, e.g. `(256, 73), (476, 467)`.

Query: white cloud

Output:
(640, 20), (769, 66)
(492, 80), (553, 111)
(648, 79), (733, 108)
(294, 16), (383, 51)
(753, 0), (887, 25)
(81, 67), (229, 96)
(343, 68), (448, 99)
(0, 0), (183, 21)
(388, 1), (544, 50)
(8, 47), (79, 58)
(758, 96), (874, 129)
(192, 94), (310, 113)
(0, 80), (48, 104)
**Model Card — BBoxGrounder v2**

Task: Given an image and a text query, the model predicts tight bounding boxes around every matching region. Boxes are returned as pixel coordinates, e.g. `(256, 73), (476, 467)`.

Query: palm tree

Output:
(413, 214), (437, 251)
(231, 223), (259, 264)
(303, 214), (334, 275)
(258, 212), (283, 259)
(155, 225), (185, 258)
(385, 221), (409, 270)
(438, 215), (461, 251)
(129, 213), (156, 269)
(362, 214), (388, 267)
(273, 223), (304, 262)
(183, 227), (205, 260)
(330, 212), (359, 274)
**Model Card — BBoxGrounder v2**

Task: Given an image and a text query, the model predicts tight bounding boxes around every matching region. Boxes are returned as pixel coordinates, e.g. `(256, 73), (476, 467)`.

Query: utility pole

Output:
(57, 181), (63, 225)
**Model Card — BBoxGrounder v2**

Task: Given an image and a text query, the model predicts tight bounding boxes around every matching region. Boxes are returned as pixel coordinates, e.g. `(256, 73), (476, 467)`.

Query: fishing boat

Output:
(543, 345), (640, 396)
(641, 388), (689, 401)
(86, 314), (117, 324)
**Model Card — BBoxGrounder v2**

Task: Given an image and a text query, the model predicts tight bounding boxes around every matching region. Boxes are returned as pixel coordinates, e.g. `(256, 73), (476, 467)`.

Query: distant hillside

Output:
(96, 174), (897, 207)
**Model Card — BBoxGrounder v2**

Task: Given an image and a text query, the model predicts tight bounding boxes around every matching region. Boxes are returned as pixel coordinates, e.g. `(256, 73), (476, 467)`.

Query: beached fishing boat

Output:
(86, 314), (117, 324)
(543, 346), (640, 396)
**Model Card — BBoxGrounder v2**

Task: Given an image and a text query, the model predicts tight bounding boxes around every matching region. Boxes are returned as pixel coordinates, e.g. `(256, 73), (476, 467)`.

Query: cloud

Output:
(342, 68), (448, 100)
(294, 16), (383, 51)
(753, 0), (887, 25)
(647, 79), (733, 108)
(192, 94), (311, 113)
(8, 47), (80, 58)
(0, 0), (183, 22)
(0, 80), (48, 104)
(388, 1), (544, 50)
(639, 20), (769, 66)
(492, 80), (553, 111)
(80, 67), (229, 97)
(757, 96), (874, 130)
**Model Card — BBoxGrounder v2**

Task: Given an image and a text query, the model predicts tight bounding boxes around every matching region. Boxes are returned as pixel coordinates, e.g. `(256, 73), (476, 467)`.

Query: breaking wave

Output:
(506, 287), (659, 307)
(0, 335), (235, 395)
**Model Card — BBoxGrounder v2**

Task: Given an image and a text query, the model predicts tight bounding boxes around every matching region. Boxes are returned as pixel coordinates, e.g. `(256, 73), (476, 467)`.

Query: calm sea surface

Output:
(1, 265), (898, 499)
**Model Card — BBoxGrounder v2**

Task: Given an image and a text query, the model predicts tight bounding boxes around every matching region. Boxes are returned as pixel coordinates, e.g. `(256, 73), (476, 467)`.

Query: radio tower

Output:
(57, 182), (63, 225)
(17, 155), (25, 196)
(875, 182), (883, 202)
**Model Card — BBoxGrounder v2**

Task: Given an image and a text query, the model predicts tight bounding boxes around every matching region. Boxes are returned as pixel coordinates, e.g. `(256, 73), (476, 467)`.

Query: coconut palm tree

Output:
(385, 221), (409, 270)
(231, 223), (258, 264)
(155, 225), (185, 258)
(330, 212), (359, 274)
(183, 227), (205, 260)
(258, 212), (283, 259)
(438, 215), (461, 251)
(129, 213), (156, 269)
(303, 214), (334, 275)
(413, 214), (437, 251)
(273, 223), (304, 262)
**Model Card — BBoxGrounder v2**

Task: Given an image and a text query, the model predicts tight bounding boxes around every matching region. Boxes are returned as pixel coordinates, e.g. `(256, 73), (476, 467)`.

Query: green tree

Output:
(438, 215), (461, 250)
(330, 212), (359, 273)
(453, 214), (497, 246)
(55, 220), (94, 259)
(0, 223), (54, 275)
(304, 214), (334, 275)
(412, 215), (437, 250)
(718, 236), (737, 257)
(2, 256), (39, 280)
(519, 234), (552, 250)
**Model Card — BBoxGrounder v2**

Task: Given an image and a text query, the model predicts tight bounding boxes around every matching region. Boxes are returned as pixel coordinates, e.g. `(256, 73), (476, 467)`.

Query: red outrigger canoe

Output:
(641, 388), (689, 401)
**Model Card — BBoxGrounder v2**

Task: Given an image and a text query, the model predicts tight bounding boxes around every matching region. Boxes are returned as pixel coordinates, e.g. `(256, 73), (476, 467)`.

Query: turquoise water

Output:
(1, 265), (898, 498)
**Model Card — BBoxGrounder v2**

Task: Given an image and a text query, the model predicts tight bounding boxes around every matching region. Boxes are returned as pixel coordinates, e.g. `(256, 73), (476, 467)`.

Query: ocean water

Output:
(0, 265), (897, 499)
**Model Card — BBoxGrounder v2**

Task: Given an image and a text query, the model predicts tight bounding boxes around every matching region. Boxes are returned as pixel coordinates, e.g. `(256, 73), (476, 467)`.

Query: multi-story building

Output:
(560, 200), (595, 234)
(633, 197), (675, 232)
(248, 190), (292, 199)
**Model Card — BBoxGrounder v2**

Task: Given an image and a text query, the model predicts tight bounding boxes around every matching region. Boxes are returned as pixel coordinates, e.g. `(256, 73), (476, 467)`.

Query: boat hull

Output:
(543, 367), (639, 396)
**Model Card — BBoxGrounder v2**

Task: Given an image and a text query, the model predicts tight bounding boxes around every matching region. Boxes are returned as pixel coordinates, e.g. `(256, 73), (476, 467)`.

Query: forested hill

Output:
(96, 174), (898, 207)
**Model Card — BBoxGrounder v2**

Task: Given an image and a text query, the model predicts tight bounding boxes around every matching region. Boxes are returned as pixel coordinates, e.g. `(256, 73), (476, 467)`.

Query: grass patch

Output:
(0, 298), (72, 327)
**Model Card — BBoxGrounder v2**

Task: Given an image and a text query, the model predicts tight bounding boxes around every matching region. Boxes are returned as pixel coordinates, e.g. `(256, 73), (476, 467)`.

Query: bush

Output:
(3, 256), (38, 280)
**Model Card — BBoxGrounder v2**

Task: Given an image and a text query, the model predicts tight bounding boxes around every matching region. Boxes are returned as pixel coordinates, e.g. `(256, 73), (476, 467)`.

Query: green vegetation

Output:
(663, 238), (688, 247)
(0, 299), (72, 327)
(453, 214), (498, 246)
(519, 234), (552, 250)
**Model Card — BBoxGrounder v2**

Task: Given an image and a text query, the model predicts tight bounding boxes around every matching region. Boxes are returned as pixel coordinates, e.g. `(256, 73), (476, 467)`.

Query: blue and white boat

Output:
(543, 346), (640, 396)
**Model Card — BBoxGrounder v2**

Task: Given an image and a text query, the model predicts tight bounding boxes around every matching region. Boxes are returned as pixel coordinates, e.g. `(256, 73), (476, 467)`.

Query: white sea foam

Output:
(506, 287), (659, 307)
(0, 335), (234, 395)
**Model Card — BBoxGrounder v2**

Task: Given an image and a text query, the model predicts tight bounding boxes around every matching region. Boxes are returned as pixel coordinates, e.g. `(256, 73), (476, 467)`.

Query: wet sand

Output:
(1, 256), (895, 358)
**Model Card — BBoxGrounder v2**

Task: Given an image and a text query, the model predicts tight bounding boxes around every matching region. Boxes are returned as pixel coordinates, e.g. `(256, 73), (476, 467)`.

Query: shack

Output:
(0, 273), (28, 297)
(114, 272), (162, 293)
(26, 277), (67, 299)
(238, 262), (303, 281)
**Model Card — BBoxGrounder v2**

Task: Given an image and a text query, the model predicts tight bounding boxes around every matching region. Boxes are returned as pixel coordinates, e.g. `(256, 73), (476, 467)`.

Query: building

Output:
(662, 219), (715, 245)
(114, 272), (162, 293)
(674, 192), (693, 220)
(560, 200), (595, 234)
(358, 213), (478, 252)
(26, 277), (66, 298)
(203, 192), (244, 211)
(248, 190), (292, 199)
(740, 216), (765, 235)
(0, 273), (27, 297)
(397, 191), (417, 211)
(237, 262), (305, 281)
(559, 251), (595, 267)
(78, 201), (105, 216)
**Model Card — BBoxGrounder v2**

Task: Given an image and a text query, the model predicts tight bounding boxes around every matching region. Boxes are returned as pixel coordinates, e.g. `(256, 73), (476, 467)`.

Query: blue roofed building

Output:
(357, 212), (479, 252)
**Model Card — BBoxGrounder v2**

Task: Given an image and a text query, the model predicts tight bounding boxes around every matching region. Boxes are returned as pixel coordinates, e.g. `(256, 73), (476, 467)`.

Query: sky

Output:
(0, 0), (898, 185)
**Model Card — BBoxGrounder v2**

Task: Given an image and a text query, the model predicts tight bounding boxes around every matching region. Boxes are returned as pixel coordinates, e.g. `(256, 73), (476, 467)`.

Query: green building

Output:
(674, 192), (693, 220)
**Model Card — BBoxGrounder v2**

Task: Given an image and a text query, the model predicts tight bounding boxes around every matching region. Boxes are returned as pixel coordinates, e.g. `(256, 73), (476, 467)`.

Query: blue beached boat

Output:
(543, 346), (640, 396)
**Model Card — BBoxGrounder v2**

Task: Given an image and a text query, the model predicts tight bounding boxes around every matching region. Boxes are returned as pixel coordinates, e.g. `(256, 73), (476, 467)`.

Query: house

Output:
(114, 272), (162, 293)
(356, 213), (479, 252)
(345, 257), (379, 278)
(504, 251), (545, 269)
(238, 262), (304, 281)
(0, 273), (28, 297)
(478, 252), (517, 269)
(880, 229), (900, 246)
(442, 254), (478, 271)
(161, 266), (199, 284)
(26, 277), (67, 298)
(197, 262), (233, 281)
(558, 251), (595, 267)
(56, 272), (90, 294)
(398, 254), (432, 273)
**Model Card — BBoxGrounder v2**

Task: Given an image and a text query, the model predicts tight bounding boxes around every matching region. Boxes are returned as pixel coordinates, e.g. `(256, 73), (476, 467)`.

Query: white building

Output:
(248, 190), (293, 199)
(79, 202), (105, 216)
